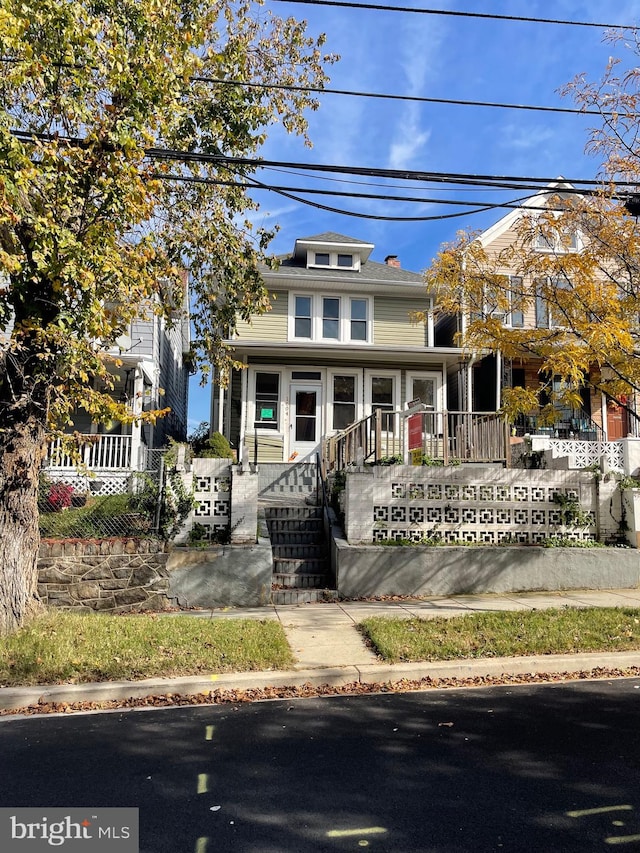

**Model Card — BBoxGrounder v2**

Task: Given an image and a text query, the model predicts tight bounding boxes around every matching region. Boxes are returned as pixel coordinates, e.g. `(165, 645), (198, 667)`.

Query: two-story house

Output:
(45, 277), (191, 492)
(435, 182), (629, 441)
(212, 232), (465, 463)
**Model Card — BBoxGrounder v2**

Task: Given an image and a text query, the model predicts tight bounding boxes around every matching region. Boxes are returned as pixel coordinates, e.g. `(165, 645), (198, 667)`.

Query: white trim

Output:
(288, 291), (373, 344)
(478, 179), (582, 248)
(327, 369), (362, 434)
(364, 369), (401, 417)
(406, 371), (443, 411)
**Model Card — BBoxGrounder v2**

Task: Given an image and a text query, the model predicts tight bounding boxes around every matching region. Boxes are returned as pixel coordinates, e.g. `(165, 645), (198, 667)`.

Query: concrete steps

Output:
(265, 504), (336, 604)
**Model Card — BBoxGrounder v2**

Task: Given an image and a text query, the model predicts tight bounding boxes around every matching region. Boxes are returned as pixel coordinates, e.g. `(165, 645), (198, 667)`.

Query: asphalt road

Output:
(1, 679), (640, 852)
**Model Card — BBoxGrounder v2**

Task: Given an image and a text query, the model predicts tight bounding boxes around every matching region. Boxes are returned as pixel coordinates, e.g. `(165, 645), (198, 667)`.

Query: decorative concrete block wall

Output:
(344, 465), (622, 545)
(175, 459), (260, 545)
(38, 539), (169, 612)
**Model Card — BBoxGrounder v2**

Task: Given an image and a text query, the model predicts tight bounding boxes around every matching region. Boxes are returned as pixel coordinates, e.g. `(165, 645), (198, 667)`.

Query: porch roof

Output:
(227, 340), (467, 366)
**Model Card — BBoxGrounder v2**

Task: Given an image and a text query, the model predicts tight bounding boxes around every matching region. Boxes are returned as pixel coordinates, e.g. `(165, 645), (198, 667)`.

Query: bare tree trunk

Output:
(0, 418), (46, 635)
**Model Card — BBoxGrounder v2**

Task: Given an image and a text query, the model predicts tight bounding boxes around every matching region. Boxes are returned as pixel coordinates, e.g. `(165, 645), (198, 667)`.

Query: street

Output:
(1, 679), (640, 852)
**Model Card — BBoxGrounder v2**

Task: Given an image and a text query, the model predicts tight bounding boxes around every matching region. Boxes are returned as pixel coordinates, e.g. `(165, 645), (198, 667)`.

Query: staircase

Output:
(265, 504), (336, 604)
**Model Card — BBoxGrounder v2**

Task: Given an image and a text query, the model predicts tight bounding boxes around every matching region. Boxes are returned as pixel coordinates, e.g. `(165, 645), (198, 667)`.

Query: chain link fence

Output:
(38, 453), (168, 540)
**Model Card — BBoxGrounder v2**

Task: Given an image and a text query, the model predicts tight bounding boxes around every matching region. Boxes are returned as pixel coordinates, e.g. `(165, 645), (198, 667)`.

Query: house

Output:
(211, 232), (466, 464)
(434, 181), (634, 442)
(45, 277), (191, 493)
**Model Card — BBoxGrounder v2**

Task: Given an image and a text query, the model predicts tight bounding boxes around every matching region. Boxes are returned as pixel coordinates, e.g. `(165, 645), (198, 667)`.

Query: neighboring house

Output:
(45, 275), (191, 492)
(212, 232), (465, 463)
(435, 181), (630, 441)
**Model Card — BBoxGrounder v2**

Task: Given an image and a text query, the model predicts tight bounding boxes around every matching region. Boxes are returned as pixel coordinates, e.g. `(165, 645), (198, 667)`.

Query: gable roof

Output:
(478, 178), (581, 248)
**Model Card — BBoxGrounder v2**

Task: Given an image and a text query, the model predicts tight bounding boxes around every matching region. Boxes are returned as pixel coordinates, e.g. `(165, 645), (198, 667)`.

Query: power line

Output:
(270, 0), (638, 30)
(154, 172), (618, 223)
(9, 127), (627, 195)
(197, 77), (611, 117)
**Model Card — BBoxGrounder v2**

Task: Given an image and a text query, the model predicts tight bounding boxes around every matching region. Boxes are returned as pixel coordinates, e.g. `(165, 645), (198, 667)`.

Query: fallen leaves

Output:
(2, 666), (640, 717)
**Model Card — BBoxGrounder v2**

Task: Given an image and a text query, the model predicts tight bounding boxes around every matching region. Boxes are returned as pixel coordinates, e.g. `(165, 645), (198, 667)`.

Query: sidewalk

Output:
(3, 588), (640, 713)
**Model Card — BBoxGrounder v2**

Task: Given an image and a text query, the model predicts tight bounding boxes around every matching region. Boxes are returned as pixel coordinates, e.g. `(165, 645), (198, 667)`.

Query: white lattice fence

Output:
(548, 440), (625, 472)
(44, 470), (131, 496)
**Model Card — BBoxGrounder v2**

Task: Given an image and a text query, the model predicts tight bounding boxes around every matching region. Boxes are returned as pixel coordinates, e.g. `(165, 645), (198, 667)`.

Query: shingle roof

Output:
(264, 255), (424, 285)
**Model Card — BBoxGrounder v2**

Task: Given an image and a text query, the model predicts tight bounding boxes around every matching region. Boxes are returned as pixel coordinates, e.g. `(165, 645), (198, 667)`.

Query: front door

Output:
(607, 400), (628, 440)
(290, 384), (322, 460)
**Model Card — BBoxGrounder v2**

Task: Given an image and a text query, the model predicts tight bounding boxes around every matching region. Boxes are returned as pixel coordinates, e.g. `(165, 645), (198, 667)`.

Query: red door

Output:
(607, 401), (628, 440)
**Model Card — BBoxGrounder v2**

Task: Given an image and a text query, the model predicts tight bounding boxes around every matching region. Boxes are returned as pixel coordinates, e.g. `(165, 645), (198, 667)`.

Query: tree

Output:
(0, 0), (335, 634)
(425, 31), (640, 426)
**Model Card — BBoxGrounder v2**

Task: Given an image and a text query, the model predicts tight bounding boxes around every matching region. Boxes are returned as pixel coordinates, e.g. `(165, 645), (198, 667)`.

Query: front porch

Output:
(45, 433), (154, 495)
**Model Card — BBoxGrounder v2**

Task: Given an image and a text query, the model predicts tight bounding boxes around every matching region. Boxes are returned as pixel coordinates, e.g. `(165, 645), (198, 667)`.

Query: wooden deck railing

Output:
(325, 410), (510, 471)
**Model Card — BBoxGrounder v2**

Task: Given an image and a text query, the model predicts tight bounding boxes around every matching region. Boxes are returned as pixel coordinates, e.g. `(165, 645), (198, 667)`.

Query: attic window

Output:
(315, 253), (330, 265)
(337, 253), (353, 267)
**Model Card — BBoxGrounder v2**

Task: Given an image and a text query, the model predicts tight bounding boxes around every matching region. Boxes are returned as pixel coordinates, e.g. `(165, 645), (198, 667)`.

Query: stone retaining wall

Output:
(38, 538), (170, 613)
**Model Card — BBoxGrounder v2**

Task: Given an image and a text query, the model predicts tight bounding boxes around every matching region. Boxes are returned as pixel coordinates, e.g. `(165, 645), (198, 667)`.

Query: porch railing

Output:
(46, 434), (133, 470)
(325, 410), (510, 471)
(512, 410), (605, 441)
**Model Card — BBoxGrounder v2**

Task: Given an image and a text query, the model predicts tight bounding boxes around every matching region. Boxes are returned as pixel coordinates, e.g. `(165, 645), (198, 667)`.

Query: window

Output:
(315, 253), (330, 265)
(411, 378), (435, 408)
(509, 276), (524, 328)
(290, 293), (371, 343)
(372, 376), (394, 430)
(254, 372), (279, 430)
(294, 295), (312, 338)
(535, 222), (579, 253)
(350, 299), (367, 341)
(322, 297), (340, 339)
(337, 254), (353, 267)
(333, 375), (356, 430)
(535, 277), (571, 328)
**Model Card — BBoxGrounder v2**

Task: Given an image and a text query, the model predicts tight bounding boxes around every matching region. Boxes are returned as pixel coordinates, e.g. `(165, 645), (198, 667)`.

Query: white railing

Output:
(46, 434), (133, 470)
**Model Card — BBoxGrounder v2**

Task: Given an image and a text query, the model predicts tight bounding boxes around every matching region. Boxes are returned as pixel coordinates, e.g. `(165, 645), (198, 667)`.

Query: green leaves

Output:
(0, 0), (335, 430)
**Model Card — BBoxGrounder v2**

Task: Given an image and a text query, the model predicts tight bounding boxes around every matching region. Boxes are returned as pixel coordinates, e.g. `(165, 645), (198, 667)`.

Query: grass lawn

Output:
(0, 611), (294, 687)
(359, 608), (640, 663)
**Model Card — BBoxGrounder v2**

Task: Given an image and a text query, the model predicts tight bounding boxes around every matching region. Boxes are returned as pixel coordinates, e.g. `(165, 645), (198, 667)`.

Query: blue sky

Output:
(188, 0), (640, 430)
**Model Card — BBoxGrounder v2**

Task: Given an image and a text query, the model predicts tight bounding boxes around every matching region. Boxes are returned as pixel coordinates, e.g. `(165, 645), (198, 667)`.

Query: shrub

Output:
(198, 431), (234, 459)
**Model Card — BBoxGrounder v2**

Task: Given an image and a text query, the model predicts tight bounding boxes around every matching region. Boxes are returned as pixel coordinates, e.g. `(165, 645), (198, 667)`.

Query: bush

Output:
(198, 431), (233, 459)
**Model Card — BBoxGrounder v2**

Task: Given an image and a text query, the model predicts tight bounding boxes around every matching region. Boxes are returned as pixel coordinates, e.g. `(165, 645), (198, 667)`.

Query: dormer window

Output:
(307, 250), (359, 270)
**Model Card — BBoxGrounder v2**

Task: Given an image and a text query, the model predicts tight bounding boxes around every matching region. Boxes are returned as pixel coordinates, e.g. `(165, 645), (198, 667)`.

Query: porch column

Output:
(495, 350), (502, 411)
(131, 367), (145, 470)
(239, 361), (249, 463)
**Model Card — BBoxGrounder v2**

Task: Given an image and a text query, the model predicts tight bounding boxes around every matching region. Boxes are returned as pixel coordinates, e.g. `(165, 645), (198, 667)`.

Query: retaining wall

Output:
(38, 538), (170, 613)
(333, 534), (640, 598)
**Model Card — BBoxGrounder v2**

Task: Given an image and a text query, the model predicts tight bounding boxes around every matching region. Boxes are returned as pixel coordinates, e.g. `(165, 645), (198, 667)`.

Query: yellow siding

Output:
(244, 433), (285, 463)
(374, 297), (428, 346)
(235, 290), (288, 341)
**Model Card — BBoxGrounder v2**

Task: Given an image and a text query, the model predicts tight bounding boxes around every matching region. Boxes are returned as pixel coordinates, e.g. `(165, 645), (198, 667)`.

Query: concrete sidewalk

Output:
(3, 588), (640, 713)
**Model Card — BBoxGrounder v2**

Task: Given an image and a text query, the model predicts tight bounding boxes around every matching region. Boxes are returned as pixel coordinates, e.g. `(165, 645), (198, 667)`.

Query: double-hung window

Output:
(332, 375), (357, 430)
(371, 376), (395, 430)
(254, 372), (280, 430)
(509, 276), (524, 328)
(350, 298), (367, 340)
(294, 296), (312, 338)
(322, 297), (340, 339)
(291, 294), (370, 343)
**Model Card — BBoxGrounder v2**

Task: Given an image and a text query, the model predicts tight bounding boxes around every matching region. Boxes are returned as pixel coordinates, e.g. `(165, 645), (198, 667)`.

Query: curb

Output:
(3, 651), (640, 713)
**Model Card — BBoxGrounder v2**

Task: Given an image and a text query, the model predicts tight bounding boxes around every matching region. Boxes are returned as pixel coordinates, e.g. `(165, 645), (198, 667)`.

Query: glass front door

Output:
(290, 384), (322, 460)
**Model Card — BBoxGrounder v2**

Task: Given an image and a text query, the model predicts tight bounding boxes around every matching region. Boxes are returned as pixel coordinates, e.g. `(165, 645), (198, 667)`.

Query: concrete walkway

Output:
(3, 588), (640, 713)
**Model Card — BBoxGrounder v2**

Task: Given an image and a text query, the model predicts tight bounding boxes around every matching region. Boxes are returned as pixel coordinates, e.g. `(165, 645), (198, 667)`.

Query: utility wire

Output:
(9, 128), (627, 195)
(270, 0), (638, 30)
(155, 172), (621, 222)
(196, 77), (610, 117)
